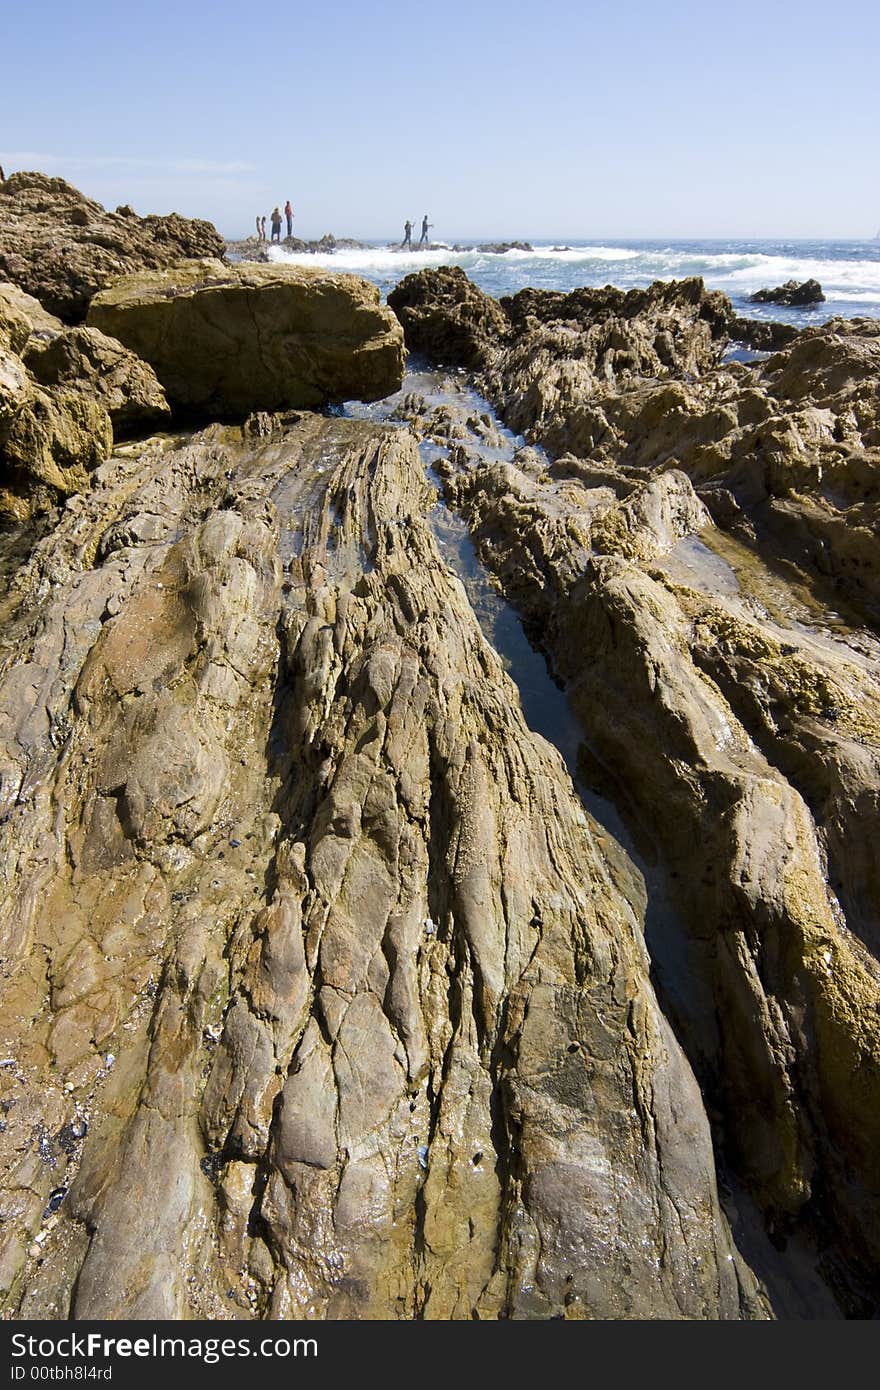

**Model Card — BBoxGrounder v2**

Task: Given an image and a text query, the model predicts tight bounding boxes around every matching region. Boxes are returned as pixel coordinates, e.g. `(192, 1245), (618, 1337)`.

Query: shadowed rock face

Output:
(0, 173), (226, 324)
(0, 415), (766, 1320)
(387, 270), (880, 1303)
(0, 282), (169, 523)
(87, 260), (406, 418)
(388, 265), (513, 369)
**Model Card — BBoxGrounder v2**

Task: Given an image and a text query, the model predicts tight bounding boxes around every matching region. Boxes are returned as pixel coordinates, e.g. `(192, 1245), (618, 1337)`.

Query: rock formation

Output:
(0, 282), (169, 523)
(87, 260), (405, 416)
(0, 413), (767, 1319)
(750, 279), (826, 307)
(0, 173), (226, 324)
(386, 267), (880, 1308)
(225, 235), (370, 264)
(2, 210), (879, 1318)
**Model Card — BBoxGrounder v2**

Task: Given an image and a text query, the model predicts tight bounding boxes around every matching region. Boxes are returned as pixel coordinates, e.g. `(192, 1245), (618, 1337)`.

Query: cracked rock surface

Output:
(0, 414), (767, 1319)
(386, 268), (880, 1307)
(87, 260), (406, 418)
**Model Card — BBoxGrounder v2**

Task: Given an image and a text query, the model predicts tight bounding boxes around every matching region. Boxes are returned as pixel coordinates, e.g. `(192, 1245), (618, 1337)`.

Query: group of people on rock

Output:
(256, 199), (294, 243)
(251, 202), (434, 250)
(402, 215), (432, 249)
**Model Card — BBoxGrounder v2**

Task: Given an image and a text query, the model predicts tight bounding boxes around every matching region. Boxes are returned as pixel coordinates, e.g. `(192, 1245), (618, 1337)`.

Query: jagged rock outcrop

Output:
(388, 266), (512, 369)
(386, 272), (880, 1306)
(729, 316), (800, 351)
(88, 260), (405, 417)
(0, 283), (169, 523)
(389, 269), (737, 382)
(0, 414), (767, 1319)
(391, 270), (880, 623)
(24, 326), (170, 434)
(0, 172), (226, 323)
(751, 279), (825, 307)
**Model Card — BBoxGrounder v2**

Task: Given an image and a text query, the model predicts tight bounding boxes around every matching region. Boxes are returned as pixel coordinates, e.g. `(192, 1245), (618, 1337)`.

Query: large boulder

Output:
(0, 172), (226, 323)
(0, 281), (62, 352)
(388, 265), (512, 369)
(87, 259), (405, 416)
(0, 386), (113, 520)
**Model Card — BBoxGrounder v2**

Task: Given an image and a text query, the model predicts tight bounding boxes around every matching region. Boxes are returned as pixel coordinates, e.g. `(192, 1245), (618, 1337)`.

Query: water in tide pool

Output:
(270, 237), (880, 327)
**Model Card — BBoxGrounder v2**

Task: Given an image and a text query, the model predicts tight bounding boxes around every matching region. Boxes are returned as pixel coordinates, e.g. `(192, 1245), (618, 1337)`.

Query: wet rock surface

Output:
(385, 270), (880, 1308)
(87, 260), (405, 417)
(0, 173), (226, 324)
(0, 414), (767, 1319)
(3, 243), (879, 1320)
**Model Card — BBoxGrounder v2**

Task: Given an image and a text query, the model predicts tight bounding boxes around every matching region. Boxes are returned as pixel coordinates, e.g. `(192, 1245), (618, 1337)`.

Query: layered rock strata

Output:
(386, 269), (880, 1300)
(0, 413), (768, 1319)
(0, 282), (169, 523)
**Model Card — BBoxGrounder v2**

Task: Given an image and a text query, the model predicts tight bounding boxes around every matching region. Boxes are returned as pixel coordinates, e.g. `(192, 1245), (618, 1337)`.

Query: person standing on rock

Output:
(402, 219), (413, 249)
(419, 215), (432, 246)
(284, 199), (293, 238)
(260, 215), (267, 241)
(270, 207), (283, 243)
(255, 214), (262, 241)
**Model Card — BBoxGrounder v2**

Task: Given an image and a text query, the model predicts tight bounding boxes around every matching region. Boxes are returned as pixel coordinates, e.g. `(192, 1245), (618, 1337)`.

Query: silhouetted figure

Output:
(260, 216), (267, 241)
(402, 219), (413, 249)
(270, 207), (282, 243)
(255, 214), (262, 241)
(0, 166), (5, 183)
(419, 215), (432, 246)
(285, 200), (293, 237)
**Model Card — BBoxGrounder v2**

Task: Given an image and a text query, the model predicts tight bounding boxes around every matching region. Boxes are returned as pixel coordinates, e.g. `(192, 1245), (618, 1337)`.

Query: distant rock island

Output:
(750, 277), (825, 307)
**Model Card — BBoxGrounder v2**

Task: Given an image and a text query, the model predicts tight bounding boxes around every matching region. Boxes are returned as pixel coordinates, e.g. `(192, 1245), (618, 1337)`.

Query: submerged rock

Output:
(750, 279), (825, 307)
(0, 172), (226, 324)
(88, 259), (405, 417)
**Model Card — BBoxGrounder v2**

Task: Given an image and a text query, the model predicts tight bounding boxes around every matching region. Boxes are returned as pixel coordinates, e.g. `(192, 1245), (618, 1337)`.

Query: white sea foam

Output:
(720, 256), (880, 300)
(529, 245), (641, 262)
(270, 245), (473, 275)
(266, 239), (880, 312)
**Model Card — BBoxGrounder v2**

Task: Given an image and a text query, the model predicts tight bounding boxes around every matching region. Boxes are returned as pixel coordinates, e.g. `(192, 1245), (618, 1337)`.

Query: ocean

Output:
(268, 237), (880, 329)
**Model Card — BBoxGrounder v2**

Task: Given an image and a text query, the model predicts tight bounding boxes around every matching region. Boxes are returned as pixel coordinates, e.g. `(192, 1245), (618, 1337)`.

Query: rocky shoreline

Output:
(1, 174), (879, 1319)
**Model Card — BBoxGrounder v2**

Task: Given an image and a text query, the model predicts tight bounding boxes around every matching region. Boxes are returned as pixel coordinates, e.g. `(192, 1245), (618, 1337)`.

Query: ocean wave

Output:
(720, 255), (880, 291)
(266, 239), (880, 315)
(526, 246), (641, 262)
(268, 245), (472, 274)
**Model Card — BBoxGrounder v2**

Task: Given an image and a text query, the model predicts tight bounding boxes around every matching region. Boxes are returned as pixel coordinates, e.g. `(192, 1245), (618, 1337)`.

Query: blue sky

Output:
(2, 0), (878, 240)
